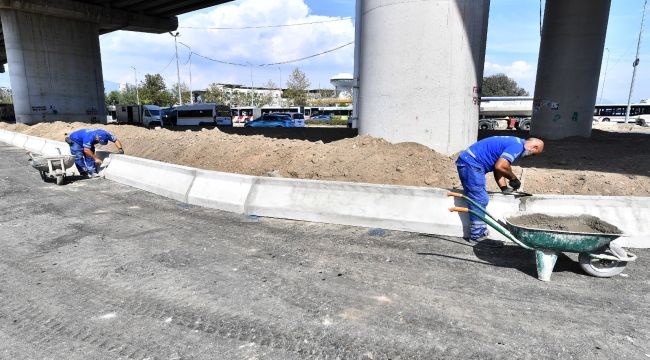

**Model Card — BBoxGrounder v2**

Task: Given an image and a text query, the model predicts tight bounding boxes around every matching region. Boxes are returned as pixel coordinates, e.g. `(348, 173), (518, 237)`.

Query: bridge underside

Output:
(0, 0), (233, 124)
(0, 0), (234, 70)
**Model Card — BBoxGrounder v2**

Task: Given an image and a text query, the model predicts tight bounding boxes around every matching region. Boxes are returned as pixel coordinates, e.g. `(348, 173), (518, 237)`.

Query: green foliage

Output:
(0, 87), (13, 104)
(203, 83), (229, 103)
(285, 68), (310, 106)
(482, 73), (529, 97)
(140, 74), (173, 106)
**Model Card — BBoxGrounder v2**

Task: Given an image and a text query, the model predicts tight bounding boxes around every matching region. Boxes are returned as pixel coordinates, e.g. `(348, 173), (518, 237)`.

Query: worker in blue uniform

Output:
(456, 136), (544, 244)
(66, 128), (124, 177)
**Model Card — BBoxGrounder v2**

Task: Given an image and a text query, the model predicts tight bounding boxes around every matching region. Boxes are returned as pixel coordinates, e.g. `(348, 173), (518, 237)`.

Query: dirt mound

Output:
(2, 121), (649, 197)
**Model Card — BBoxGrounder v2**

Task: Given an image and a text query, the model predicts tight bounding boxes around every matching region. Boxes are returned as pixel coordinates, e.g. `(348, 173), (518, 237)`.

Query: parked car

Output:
(310, 114), (332, 121)
(274, 112), (305, 127)
(244, 114), (295, 128)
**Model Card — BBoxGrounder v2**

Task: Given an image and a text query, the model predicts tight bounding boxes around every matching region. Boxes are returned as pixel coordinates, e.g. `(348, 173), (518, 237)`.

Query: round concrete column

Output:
(531, 0), (611, 139)
(1, 10), (106, 124)
(356, 0), (490, 155)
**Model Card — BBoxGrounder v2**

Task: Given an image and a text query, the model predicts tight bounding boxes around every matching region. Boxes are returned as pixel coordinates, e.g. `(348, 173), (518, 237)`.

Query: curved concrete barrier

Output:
(11, 132), (28, 149)
(188, 170), (255, 213)
(2, 130), (648, 248)
(0, 129), (15, 144)
(103, 155), (196, 203)
(23, 135), (46, 154)
(245, 178), (465, 235)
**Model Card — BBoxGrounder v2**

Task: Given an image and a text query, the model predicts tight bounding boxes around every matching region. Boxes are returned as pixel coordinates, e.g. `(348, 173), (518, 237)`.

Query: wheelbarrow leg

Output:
(535, 249), (559, 282)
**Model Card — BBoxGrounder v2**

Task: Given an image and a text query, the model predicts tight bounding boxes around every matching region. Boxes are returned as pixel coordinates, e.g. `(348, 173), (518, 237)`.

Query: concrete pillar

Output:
(356, 0), (490, 155)
(0, 10), (105, 124)
(531, 0), (611, 139)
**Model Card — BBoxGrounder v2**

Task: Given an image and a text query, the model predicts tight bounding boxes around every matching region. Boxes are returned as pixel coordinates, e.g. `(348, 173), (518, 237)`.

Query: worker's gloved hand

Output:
(500, 185), (513, 194)
(117, 148), (124, 154)
(509, 178), (521, 191)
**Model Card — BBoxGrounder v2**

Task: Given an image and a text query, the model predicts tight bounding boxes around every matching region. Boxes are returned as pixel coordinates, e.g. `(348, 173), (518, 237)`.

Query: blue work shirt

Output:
(459, 136), (525, 173)
(69, 129), (117, 149)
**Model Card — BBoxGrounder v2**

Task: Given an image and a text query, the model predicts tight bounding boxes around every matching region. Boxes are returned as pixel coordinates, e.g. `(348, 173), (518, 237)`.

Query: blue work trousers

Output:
(455, 156), (489, 240)
(70, 143), (97, 175)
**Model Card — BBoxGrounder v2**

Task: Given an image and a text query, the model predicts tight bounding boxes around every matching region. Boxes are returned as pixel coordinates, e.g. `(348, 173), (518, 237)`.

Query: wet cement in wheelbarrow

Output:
(507, 214), (622, 234)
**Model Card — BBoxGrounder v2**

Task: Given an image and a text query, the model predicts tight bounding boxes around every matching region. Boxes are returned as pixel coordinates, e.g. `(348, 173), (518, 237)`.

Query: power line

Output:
(179, 17), (352, 30)
(189, 41), (354, 67)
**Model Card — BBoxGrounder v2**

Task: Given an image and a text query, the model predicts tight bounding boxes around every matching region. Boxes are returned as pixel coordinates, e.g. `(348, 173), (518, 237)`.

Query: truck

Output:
(106, 104), (163, 127)
(479, 96), (533, 130)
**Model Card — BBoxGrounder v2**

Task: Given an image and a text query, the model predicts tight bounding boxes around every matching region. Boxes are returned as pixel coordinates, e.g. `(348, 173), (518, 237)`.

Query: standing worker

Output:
(455, 136), (544, 244)
(65, 128), (124, 178)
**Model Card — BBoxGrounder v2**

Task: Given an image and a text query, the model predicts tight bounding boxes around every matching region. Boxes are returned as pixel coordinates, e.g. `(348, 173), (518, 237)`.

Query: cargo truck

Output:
(106, 104), (163, 127)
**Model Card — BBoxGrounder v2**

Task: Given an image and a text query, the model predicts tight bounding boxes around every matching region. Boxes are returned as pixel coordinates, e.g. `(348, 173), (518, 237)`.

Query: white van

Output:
(175, 103), (233, 126)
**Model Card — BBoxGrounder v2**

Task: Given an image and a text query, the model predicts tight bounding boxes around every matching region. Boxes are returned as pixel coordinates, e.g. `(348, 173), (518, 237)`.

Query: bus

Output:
(231, 107), (261, 123)
(175, 103), (233, 126)
(593, 103), (650, 123)
(311, 106), (353, 120)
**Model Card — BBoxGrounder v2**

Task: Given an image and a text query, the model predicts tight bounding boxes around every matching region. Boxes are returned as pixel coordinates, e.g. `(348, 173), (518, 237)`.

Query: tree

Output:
(482, 73), (529, 97)
(0, 87), (13, 104)
(139, 74), (173, 106)
(284, 68), (310, 106)
(105, 90), (122, 106)
(203, 83), (229, 104)
(258, 80), (277, 107)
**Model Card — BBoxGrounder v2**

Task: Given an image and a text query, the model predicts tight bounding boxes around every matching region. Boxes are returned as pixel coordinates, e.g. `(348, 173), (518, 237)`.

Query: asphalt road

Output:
(0, 143), (648, 360)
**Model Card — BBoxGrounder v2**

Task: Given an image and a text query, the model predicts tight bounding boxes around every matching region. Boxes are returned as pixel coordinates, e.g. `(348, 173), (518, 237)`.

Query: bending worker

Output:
(456, 136), (544, 243)
(66, 128), (124, 177)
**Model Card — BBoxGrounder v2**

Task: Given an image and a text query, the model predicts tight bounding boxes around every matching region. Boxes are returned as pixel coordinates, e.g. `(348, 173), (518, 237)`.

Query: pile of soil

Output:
(1, 121), (648, 197)
(507, 214), (622, 234)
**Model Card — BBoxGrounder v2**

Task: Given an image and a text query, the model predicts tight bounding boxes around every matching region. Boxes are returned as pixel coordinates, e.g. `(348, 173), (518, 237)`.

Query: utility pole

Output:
(625, 0), (647, 123)
(169, 31), (182, 106)
(179, 42), (193, 104)
(131, 66), (140, 105)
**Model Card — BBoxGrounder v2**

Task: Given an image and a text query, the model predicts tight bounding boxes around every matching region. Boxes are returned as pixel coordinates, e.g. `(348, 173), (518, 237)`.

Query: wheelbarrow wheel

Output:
(56, 175), (64, 185)
(578, 252), (627, 278)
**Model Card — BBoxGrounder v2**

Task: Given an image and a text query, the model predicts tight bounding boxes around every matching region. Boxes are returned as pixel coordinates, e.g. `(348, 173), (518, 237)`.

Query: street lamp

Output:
(169, 31), (182, 106)
(598, 48), (609, 104)
(625, 0), (647, 123)
(131, 66), (140, 105)
(178, 41), (193, 104)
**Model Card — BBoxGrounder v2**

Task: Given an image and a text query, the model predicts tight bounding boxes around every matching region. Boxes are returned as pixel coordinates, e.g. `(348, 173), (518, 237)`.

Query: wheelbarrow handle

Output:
(449, 206), (469, 213)
(447, 191), (464, 198)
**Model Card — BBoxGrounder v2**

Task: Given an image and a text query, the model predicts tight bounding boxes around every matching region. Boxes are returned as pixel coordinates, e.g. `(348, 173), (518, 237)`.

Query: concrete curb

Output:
(103, 155), (196, 203)
(1, 130), (648, 248)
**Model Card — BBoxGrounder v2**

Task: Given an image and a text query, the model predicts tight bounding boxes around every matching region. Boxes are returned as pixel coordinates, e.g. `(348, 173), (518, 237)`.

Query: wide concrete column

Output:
(531, 0), (611, 139)
(356, 0), (490, 155)
(1, 10), (105, 124)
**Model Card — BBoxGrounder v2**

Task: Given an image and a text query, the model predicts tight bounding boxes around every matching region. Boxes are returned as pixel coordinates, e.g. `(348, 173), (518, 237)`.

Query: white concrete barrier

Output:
(0, 129), (15, 144)
(103, 155), (196, 203)
(23, 135), (46, 154)
(245, 177), (466, 235)
(187, 170), (255, 213)
(11, 132), (28, 149)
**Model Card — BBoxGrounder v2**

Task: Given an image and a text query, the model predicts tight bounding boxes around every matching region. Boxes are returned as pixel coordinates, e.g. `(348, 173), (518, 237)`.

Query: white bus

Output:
(175, 103), (233, 126)
(593, 103), (650, 123)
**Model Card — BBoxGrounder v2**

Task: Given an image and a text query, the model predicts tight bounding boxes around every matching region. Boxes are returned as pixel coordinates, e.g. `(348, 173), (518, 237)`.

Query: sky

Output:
(0, 0), (647, 104)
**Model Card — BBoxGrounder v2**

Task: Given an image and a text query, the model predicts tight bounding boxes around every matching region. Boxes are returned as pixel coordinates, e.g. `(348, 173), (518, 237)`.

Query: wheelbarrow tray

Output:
(503, 216), (620, 253)
(30, 154), (75, 172)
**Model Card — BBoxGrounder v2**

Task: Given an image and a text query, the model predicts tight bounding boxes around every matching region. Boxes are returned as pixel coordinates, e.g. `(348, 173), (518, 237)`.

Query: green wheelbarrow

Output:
(447, 192), (637, 281)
